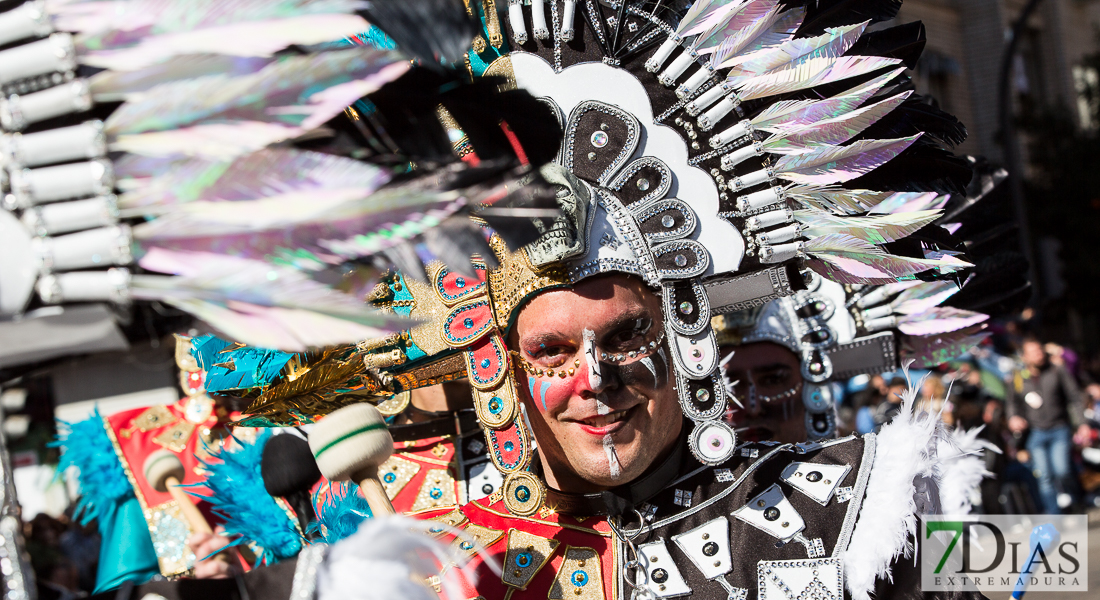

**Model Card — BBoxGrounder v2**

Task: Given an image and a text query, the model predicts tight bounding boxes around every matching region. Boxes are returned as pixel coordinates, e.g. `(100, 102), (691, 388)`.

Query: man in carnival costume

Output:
(0, 0), (1013, 598)
(232, 1), (996, 598)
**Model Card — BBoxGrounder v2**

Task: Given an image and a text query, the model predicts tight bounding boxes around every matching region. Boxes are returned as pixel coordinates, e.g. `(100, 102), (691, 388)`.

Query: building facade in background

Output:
(895, 0), (1100, 160)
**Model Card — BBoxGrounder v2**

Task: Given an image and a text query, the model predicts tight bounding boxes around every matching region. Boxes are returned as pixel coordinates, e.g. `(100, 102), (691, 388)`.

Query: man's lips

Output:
(568, 405), (638, 436)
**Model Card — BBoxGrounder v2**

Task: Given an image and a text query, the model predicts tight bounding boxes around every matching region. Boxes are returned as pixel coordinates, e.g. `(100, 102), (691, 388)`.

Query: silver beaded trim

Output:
(290, 543), (327, 600)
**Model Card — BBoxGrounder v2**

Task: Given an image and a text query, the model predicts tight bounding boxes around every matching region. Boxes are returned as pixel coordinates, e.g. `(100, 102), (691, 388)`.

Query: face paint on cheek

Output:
(612, 346), (669, 389)
(538, 380), (552, 411)
(583, 328), (603, 390)
(602, 434), (622, 479)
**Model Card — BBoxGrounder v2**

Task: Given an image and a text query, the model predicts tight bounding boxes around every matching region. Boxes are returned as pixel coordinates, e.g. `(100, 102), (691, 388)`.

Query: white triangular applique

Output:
(637, 539), (692, 598)
(780, 462), (852, 506)
(731, 483), (805, 541)
(758, 557), (843, 600)
(672, 517), (732, 579)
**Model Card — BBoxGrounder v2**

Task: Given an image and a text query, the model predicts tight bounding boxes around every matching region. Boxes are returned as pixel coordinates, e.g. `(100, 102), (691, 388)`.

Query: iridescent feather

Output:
(796, 209), (941, 244)
(764, 91), (911, 153)
(773, 136), (920, 185)
(738, 55), (903, 101)
(891, 281), (961, 315)
(750, 68), (903, 134)
(901, 327), (990, 369)
(117, 149), (391, 211)
(60, 0), (368, 70)
(105, 49), (408, 156)
(897, 307), (988, 336)
(722, 21), (867, 78)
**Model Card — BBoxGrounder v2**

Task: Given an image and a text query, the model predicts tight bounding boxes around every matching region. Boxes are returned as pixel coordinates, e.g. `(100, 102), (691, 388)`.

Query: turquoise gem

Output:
(429, 487), (443, 499)
(383, 472), (396, 483)
(503, 441), (514, 452)
(481, 358), (491, 368)
(572, 570), (588, 586)
(488, 396), (503, 414)
(514, 485), (530, 502)
(464, 317), (475, 329)
(515, 552), (532, 568)
(456, 277), (466, 288)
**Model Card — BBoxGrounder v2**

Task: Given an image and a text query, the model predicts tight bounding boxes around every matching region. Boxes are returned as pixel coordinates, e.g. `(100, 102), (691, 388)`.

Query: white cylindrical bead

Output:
(508, 0), (527, 44)
(34, 224), (133, 272)
(36, 268), (131, 304)
(863, 315), (899, 332)
(710, 119), (753, 149)
(758, 242), (802, 264)
(0, 33), (75, 85)
(645, 37), (679, 73)
(729, 169), (772, 194)
(21, 195), (118, 236)
(735, 186), (784, 213)
(855, 287), (892, 308)
(699, 95), (739, 132)
(658, 51), (695, 86)
(861, 304), (895, 321)
(685, 84), (728, 116)
(755, 223), (801, 245)
(10, 159), (114, 206)
(2, 120), (105, 167)
(530, 0), (548, 39)
(676, 66), (713, 99)
(560, 0), (577, 40)
(744, 207), (793, 232)
(0, 79), (92, 131)
(720, 141), (762, 171)
(0, 1), (54, 47)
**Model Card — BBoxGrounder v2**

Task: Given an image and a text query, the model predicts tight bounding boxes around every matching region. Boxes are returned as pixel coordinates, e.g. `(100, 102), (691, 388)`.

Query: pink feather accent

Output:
(897, 308), (989, 336)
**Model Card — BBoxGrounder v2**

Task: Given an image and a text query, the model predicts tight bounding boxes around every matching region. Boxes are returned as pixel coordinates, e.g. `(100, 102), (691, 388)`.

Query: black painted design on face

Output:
(602, 345), (669, 390)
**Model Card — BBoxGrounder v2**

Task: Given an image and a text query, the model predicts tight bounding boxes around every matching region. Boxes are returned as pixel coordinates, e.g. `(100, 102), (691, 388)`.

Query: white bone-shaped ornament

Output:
(671, 517), (732, 579)
(780, 462), (852, 506)
(731, 483), (805, 541)
(637, 539), (692, 598)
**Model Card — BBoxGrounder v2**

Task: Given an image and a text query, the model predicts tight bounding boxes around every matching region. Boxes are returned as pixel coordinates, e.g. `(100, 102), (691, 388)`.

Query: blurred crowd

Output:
(23, 508), (99, 599)
(839, 335), (1100, 516)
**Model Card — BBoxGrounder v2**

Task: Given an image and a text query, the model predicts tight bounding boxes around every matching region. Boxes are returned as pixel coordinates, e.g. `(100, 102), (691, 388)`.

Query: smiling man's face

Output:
(511, 274), (682, 492)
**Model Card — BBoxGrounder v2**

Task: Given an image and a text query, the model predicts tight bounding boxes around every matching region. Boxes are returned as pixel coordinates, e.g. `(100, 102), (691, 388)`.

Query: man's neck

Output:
(394, 382), (471, 425)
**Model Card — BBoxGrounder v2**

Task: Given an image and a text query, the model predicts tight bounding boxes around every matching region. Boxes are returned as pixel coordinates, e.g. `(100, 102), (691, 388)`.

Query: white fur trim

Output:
(843, 372), (948, 600)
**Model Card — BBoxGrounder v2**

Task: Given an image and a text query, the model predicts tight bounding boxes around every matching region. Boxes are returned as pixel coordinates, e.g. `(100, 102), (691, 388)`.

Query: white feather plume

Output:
(937, 426), (998, 516)
(317, 515), (498, 600)
(844, 369), (948, 600)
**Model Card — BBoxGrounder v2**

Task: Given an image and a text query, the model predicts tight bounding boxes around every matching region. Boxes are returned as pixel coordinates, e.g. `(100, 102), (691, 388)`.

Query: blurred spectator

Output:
(871, 377), (909, 431)
(25, 514), (82, 599)
(918, 374), (953, 427)
(1006, 338), (1089, 513)
(851, 374), (887, 435)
